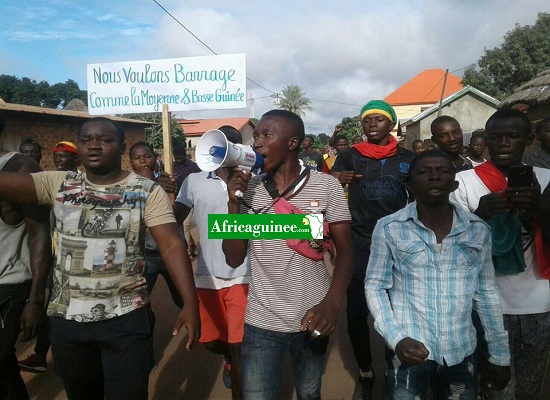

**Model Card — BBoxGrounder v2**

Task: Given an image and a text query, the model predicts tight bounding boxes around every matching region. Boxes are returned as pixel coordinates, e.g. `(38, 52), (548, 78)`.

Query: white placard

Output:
(87, 53), (246, 115)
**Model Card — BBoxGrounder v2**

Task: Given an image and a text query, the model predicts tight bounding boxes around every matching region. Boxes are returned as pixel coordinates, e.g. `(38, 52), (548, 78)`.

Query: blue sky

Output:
(0, 0), (548, 133)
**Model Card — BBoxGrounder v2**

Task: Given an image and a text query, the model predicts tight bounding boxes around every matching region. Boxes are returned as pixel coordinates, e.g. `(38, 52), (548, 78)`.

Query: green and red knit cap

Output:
(360, 100), (397, 124)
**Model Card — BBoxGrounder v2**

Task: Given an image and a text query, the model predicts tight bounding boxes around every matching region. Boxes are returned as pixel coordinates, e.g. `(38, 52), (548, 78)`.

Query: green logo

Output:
(208, 214), (324, 239)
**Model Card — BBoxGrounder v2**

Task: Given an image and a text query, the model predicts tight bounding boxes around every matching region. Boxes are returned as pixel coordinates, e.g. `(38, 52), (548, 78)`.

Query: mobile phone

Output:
(508, 165), (533, 188)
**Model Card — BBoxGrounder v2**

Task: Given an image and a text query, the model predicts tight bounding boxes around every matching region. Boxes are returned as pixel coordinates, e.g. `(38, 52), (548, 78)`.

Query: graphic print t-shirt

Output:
(31, 171), (174, 321)
(299, 151), (325, 172)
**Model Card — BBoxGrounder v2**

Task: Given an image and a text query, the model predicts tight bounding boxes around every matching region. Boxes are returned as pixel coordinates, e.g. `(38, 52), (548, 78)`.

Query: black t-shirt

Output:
(299, 151), (325, 172)
(332, 146), (414, 249)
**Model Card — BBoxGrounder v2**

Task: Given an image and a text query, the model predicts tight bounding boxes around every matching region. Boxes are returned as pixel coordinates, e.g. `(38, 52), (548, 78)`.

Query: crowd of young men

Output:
(1, 100), (549, 400)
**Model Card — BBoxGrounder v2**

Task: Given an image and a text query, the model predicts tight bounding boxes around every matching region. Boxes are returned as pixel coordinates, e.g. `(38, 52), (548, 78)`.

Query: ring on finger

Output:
(312, 329), (321, 338)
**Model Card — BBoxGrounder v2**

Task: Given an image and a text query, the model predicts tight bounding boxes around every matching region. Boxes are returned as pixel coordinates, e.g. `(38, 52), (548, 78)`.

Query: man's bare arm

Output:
(149, 222), (200, 350)
(0, 167), (39, 204)
(222, 168), (250, 267)
(300, 222), (353, 337)
(174, 202), (191, 227)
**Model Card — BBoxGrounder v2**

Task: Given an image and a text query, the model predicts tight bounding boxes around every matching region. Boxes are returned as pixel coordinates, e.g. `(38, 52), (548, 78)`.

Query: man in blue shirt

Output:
(365, 150), (510, 399)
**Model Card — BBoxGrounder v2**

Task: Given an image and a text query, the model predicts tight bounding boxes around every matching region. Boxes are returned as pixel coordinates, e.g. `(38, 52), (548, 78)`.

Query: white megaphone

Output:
(196, 129), (264, 197)
(196, 129), (264, 172)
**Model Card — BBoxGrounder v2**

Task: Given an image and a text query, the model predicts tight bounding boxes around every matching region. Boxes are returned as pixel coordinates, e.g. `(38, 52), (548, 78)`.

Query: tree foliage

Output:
(338, 116), (362, 142)
(317, 133), (330, 146)
(279, 85), (313, 117)
(462, 12), (550, 99)
(0, 75), (87, 108)
(122, 113), (185, 149)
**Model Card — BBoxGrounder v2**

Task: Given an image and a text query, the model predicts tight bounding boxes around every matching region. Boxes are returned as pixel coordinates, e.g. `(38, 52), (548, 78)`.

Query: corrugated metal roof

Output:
(0, 102), (152, 125)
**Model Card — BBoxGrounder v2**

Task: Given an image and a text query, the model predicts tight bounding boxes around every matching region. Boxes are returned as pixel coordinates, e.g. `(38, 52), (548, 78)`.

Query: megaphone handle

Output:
(234, 166), (251, 198)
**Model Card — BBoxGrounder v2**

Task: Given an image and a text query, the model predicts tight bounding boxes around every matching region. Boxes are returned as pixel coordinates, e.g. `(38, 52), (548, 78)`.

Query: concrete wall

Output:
(403, 95), (498, 149)
(393, 104), (433, 123)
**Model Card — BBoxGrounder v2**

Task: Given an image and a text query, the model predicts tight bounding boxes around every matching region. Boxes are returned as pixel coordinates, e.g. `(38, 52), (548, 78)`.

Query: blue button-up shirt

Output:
(365, 202), (510, 366)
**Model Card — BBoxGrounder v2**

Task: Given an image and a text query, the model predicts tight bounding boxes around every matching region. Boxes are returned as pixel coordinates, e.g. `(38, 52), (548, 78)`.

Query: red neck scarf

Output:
(474, 160), (507, 193)
(353, 135), (397, 159)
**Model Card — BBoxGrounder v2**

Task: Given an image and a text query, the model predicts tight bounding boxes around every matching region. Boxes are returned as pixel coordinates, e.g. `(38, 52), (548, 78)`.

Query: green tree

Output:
(12, 77), (38, 105)
(317, 133), (330, 146)
(0, 75), (87, 108)
(338, 116), (362, 142)
(279, 85), (312, 117)
(51, 79), (87, 108)
(0, 75), (18, 102)
(462, 12), (550, 98)
(123, 113), (185, 149)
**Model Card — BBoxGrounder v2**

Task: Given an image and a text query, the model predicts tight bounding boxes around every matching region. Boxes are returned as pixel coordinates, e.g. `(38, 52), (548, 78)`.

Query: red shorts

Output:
(197, 284), (248, 344)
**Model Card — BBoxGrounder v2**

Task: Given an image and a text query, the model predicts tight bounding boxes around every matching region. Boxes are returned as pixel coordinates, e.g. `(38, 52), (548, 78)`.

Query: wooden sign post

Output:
(161, 104), (175, 203)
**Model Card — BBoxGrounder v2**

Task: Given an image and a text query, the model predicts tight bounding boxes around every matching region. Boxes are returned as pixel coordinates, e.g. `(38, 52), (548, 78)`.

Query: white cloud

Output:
(1, 0), (548, 132)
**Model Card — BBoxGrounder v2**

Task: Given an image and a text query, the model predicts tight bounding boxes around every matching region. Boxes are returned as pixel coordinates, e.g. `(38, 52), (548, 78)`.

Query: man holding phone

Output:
(450, 108), (550, 400)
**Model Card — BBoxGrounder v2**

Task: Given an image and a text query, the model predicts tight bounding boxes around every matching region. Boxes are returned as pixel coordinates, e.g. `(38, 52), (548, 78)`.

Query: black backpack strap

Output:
(263, 168), (309, 200)
(264, 173), (280, 199)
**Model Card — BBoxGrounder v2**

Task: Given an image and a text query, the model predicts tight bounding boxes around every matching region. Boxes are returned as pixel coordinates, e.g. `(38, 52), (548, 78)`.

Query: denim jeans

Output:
(145, 255), (183, 308)
(387, 349), (477, 400)
(242, 323), (329, 400)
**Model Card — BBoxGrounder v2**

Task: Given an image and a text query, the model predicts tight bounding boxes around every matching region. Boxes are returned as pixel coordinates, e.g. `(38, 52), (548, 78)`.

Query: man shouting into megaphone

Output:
(222, 109), (353, 399)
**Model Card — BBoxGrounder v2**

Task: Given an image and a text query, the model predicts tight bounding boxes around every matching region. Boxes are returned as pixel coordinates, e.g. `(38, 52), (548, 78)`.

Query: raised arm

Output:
(222, 168), (250, 267)
(0, 161), (39, 204)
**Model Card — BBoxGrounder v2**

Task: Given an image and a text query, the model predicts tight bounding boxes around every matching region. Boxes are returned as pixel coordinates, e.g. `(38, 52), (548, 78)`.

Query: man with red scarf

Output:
(450, 108), (550, 400)
(332, 100), (414, 400)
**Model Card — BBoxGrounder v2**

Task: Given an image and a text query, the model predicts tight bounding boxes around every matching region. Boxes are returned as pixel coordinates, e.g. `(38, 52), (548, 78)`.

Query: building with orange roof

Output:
(401, 86), (500, 149)
(384, 69), (464, 133)
(178, 117), (256, 152)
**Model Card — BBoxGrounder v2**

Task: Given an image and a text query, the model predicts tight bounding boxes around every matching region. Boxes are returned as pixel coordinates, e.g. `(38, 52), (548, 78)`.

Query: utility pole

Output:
(437, 69), (449, 117)
(248, 93), (255, 119)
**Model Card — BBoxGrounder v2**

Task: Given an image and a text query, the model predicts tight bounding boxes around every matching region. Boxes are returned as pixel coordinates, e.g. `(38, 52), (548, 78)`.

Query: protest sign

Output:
(87, 53), (246, 115)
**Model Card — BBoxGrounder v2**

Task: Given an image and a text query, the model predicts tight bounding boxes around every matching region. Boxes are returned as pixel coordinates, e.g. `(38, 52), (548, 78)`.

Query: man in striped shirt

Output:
(223, 109), (353, 399)
(365, 150), (510, 399)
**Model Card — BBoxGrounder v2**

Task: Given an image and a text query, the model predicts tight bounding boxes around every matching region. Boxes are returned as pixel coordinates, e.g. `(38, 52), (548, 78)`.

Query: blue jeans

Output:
(242, 323), (329, 400)
(387, 349), (477, 400)
(145, 255), (182, 308)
